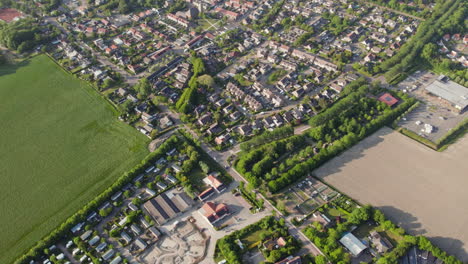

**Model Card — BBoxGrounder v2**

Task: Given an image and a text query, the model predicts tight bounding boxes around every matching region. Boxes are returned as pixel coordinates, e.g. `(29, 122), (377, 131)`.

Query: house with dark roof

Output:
(143, 190), (193, 225)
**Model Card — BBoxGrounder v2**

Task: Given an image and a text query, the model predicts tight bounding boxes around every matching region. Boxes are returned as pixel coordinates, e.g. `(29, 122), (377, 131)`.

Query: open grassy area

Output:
(241, 230), (263, 247)
(0, 55), (149, 263)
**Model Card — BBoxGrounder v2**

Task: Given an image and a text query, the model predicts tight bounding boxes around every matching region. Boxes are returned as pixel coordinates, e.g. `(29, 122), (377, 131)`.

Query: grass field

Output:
(0, 55), (149, 263)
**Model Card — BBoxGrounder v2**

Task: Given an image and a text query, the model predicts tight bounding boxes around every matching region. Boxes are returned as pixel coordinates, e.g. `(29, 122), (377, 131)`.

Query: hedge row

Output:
(266, 93), (417, 192)
(15, 135), (181, 264)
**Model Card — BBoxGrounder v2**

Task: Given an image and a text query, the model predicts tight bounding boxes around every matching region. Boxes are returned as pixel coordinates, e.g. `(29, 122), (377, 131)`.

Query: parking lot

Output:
(395, 70), (468, 142)
(397, 103), (466, 142)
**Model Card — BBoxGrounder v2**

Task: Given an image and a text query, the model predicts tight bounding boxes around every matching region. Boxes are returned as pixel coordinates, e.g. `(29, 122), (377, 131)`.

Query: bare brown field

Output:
(314, 127), (468, 261)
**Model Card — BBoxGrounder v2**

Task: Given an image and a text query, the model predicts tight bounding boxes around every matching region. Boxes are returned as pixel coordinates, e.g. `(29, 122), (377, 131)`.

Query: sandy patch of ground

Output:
(314, 127), (468, 261)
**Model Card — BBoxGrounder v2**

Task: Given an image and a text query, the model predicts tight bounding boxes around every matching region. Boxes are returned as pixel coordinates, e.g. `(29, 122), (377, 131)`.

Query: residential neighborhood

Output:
(0, 0), (467, 264)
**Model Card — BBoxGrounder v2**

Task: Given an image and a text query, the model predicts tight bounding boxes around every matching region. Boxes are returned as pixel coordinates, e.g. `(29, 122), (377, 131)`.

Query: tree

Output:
(132, 197), (142, 206)
(102, 78), (114, 89)
(197, 74), (214, 88)
(314, 255), (328, 264)
(134, 78), (152, 99)
(421, 43), (437, 61)
(121, 100), (134, 113)
(199, 161), (210, 173)
(118, 0), (130, 13)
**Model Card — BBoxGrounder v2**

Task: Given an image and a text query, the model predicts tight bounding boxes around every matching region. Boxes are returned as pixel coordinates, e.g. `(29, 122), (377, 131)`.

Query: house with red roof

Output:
(199, 202), (229, 225)
(203, 175), (226, 192)
(443, 34), (450, 42)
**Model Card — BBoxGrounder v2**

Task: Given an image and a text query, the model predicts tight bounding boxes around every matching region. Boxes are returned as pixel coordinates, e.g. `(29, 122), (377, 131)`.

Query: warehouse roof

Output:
(339, 232), (367, 256)
(426, 79), (468, 111)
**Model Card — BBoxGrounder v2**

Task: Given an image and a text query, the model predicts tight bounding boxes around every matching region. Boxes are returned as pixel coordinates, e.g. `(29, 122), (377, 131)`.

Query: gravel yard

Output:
(314, 127), (468, 261)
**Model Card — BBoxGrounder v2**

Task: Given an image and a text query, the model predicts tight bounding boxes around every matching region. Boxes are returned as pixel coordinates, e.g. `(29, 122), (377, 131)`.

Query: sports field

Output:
(315, 127), (468, 261)
(0, 55), (149, 263)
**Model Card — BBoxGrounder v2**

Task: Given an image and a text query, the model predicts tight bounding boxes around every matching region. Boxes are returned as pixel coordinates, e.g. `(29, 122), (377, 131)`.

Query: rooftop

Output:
(425, 79), (468, 111)
(339, 232), (367, 256)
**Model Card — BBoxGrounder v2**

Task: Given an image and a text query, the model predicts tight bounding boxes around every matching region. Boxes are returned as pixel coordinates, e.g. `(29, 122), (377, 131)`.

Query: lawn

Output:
(0, 55), (149, 263)
(241, 230), (264, 247)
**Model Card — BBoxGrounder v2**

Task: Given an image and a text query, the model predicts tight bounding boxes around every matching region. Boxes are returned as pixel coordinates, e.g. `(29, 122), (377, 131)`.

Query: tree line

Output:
(380, 0), (465, 83)
(267, 90), (416, 193)
(240, 125), (294, 152)
(235, 82), (417, 193)
(0, 18), (60, 53)
(176, 54), (206, 114)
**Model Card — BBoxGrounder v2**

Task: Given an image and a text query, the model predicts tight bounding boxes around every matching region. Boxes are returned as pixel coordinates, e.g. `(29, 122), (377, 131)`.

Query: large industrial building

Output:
(425, 76), (468, 112)
(143, 189), (193, 225)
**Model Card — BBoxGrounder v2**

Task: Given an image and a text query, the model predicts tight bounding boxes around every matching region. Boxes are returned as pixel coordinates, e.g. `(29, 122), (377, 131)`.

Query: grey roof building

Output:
(426, 78), (468, 112)
(339, 232), (367, 256)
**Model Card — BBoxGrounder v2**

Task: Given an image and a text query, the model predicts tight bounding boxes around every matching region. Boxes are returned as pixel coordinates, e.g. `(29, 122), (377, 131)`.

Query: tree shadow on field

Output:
(315, 127), (393, 178)
(428, 236), (468, 262)
(377, 205), (426, 235)
(0, 59), (30, 78)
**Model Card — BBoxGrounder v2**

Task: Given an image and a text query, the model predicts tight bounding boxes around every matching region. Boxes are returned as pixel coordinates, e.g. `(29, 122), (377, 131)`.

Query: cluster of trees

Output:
(421, 42), (468, 87)
(0, 0), (42, 15)
(240, 125), (294, 152)
(378, 236), (462, 264)
(132, 78), (152, 99)
(280, 15), (312, 32)
(367, 0), (435, 18)
(14, 136), (181, 264)
(309, 96), (391, 144)
(217, 216), (298, 264)
(172, 142), (202, 197)
(381, 0), (464, 82)
(167, 0), (187, 13)
(177, 129), (233, 184)
(322, 13), (351, 36)
(96, 0), (143, 14)
(237, 181), (264, 210)
(235, 135), (305, 188)
(304, 205), (404, 263)
(265, 145), (315, 181)
(264, 89), (417, 193)
(176, 55), (205, 114)
(0, 19), (59, 53)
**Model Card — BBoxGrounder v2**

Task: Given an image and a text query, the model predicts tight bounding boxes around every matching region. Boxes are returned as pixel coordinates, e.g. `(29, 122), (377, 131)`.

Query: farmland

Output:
(315, 127), (468, 261)
(0, 55), (149, 263)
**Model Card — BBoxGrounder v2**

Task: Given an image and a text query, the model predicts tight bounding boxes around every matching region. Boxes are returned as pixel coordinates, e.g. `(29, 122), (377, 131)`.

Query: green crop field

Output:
(0, 55), (149, 263)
